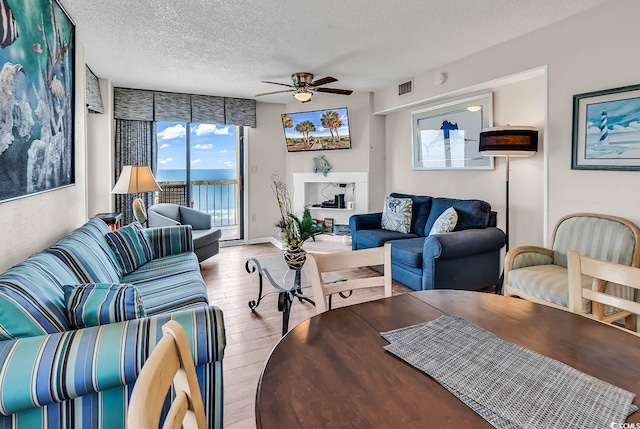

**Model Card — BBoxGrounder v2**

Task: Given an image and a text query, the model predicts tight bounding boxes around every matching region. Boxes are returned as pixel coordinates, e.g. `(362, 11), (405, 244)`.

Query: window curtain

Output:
(114, 120), (157, 225)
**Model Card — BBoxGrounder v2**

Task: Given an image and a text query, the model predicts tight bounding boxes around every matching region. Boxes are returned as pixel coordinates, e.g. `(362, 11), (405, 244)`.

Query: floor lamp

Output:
(111, 165), (162, 224)
(479, 126), (538, 252)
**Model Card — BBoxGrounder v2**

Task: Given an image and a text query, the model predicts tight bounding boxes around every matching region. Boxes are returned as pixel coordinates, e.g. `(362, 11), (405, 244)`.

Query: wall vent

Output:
(398, 79), (413, 96)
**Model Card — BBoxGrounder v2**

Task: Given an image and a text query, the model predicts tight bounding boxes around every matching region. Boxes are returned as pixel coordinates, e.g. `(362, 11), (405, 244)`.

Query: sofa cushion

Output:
(0, 252), (75, 339)
(429, 207), (458, 235)
(425, 198), (491, 234)
(389, 237), (427, 269)
(381, 196), (412, 233)
(355, 229), (420, 249)
(47, 219), (123, 283)
(122, 253), (208, 314)
(390, 193), (432, 236)
(105, 223), (154, 275)
(64, 283), (147, 328)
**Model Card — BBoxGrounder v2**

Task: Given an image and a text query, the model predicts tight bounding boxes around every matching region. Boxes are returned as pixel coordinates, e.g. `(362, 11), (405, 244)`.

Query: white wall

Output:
(0, 38), (88, 272)
(245, 102), (287, 239)
(87, 78), (114, 216)
(375, 0), (640, 247)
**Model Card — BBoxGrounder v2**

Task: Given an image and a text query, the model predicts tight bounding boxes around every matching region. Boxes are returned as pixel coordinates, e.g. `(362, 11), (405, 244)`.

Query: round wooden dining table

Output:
(255, 290), (640, 428)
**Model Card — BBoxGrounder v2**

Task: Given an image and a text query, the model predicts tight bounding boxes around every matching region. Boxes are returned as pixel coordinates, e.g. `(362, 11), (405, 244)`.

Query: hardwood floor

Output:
(199, 243), (411, 428)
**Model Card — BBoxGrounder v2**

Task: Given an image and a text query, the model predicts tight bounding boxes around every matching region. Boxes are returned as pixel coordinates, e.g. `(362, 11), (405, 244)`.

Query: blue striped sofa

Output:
(0, 218), (225, 428)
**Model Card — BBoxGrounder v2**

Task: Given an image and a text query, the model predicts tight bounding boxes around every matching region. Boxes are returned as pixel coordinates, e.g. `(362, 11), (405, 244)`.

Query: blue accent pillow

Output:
(381, 196), (413, 233)
(63, 283), (146, 328)
(105, 223), (154, 275)
(425, 198), (491, 235)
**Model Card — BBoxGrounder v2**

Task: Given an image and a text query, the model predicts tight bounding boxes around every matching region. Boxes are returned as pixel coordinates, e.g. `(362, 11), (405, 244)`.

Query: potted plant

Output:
(272, 174), (324, 269)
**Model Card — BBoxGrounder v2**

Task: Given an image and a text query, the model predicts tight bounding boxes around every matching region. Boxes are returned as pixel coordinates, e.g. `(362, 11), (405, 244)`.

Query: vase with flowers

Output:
(272, 175), (324, 270)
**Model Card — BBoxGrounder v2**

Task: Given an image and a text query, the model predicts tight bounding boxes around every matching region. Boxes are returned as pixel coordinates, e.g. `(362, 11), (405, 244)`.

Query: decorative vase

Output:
(283, 245), (306, 270)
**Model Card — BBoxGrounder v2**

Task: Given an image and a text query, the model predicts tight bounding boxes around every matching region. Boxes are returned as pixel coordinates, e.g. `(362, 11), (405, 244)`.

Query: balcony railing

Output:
(157, 180), (238, 227)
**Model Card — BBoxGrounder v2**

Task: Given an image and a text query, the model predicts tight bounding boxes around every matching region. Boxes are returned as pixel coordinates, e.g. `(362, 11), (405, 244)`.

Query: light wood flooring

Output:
(198, 243), (411, 428)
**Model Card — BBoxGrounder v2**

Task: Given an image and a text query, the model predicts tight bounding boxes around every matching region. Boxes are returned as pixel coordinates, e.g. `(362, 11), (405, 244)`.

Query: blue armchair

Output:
(148, 203), (222, 262)
(350, 193), (506, 291)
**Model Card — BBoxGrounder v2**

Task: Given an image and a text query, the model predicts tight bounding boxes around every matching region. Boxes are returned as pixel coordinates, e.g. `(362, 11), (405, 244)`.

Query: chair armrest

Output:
(0, 306), (225, 416)
(505, 245), (554, 273)
(423, 227), (506, 260)
(144, 225), (194, 257)
(148, 210), (181, 228)
(179, 206), (212, 230)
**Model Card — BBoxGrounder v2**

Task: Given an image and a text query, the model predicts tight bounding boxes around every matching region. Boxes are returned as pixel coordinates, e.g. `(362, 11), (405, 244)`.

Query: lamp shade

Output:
(294, 90), (312, 102)
(111, 165), (162, 194)
(479, 126), (538, 157)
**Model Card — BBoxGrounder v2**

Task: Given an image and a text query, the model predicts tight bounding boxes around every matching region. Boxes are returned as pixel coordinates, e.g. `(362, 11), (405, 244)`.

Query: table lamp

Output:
(479, 126), (538, 251)
(111, 165), (162, 224)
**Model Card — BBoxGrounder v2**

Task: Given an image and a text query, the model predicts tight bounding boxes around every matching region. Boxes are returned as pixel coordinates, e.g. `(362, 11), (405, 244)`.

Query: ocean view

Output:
(157, 168), (237, 226)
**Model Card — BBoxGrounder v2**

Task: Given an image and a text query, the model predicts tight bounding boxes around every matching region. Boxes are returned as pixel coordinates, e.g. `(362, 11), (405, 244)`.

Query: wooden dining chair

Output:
(127, 320), (207, 429)
(307, 243), (392, 314)
(568, 250), (640, 331)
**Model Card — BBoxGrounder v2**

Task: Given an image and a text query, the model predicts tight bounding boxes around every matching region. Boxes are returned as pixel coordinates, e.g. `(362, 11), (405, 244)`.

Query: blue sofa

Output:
(0, 218), (225, 429)
(350, 193), (506, 291)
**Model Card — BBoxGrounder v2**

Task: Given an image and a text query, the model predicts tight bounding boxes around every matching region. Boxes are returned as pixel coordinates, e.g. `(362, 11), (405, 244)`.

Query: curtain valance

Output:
(113, 87), (256, 127)
(85, 65), (104, 114)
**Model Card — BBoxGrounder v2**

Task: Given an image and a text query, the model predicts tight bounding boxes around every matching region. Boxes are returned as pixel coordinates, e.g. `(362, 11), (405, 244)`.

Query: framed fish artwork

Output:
(411, 93), (494, 170)
(0, 0), (75, 203)
(572, 83), (640, 170)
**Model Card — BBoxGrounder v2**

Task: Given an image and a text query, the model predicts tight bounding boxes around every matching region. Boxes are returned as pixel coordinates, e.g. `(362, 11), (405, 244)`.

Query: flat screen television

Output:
(281, 107), (351, 152)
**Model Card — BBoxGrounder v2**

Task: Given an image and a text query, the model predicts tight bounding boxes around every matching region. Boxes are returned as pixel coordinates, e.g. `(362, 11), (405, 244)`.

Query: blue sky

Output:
(586, 97), (640, 135)
(282, 108), (350, 138)
(157, 122), (237, 170)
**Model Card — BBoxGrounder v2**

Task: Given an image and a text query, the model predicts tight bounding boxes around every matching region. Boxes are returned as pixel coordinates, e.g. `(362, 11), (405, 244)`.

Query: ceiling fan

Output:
(255, 72), (353, 103)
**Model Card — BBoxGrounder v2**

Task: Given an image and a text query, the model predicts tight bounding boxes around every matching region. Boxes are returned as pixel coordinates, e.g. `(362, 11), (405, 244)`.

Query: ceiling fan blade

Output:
(261, 80), (295, 88)
(310, 76), (338, 87)
(315, 87), (353, 95)
(255, 89), (295, 97)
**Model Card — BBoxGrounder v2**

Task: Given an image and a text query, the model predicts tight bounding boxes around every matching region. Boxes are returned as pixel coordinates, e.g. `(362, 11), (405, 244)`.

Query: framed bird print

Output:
(411, 93), (494, 170)
(0, 0), (75, 203)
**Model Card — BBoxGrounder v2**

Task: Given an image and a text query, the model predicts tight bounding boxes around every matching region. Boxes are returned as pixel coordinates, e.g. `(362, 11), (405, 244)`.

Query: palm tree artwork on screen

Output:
(321, 110), (342, 144)
(281, 107), (351, 152)
(295, 120), (316, 146)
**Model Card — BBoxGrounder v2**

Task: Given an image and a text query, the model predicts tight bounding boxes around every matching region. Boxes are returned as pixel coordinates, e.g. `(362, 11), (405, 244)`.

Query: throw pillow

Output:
(429, 207), (458, 235)
(381, 196), (413, 234)
(105, 223), (154, 275)
(64, 283), (146, 329)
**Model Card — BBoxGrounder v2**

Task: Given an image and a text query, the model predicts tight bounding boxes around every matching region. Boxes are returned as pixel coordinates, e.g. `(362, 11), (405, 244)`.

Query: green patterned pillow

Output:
(381, 196), (413, 233)
(105, 223), (153, 275)
(429, 207), (458, 235)
(63, 283), (146, 328)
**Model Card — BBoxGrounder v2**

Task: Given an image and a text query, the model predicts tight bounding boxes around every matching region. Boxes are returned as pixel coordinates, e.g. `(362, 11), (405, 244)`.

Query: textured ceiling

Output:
(60, 0), (612, 104)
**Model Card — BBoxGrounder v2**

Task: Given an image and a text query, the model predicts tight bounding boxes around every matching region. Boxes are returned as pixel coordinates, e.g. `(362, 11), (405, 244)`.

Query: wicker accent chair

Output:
(504, 213), (640, 330)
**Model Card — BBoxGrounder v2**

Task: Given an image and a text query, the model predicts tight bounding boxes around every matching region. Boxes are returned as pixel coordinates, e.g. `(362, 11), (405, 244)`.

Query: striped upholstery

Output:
(552, 216), (636, 267)
(64, 283), (146, 328)
(144, 225), (193, 258)
(0, 306), (225, 429)
(123, 253), (208, 315)
(0, 253), (77, 340)
(47, 220), (123, 283)
(0, 218), (223, 428)
(105, 223), (154, 275)
(506, 214), (639, 315)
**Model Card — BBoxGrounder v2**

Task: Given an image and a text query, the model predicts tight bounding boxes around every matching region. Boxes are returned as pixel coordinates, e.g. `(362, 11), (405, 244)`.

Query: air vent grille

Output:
(398, 80), (413, 96)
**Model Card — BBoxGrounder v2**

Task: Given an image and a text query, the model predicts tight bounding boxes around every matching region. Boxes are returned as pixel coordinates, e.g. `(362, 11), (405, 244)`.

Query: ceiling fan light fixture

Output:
(294, 90), (312, 102)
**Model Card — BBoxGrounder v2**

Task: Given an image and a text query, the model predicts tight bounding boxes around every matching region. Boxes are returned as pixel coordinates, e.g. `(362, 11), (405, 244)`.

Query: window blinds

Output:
(113, 87), (256, 127)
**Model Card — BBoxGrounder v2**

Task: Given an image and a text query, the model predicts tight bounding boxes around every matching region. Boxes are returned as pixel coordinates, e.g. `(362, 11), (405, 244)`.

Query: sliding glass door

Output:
(156, 122), (242, 240)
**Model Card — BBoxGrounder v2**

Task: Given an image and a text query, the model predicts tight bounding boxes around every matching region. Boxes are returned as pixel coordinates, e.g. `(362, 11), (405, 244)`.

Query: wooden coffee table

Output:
(255, 290), (640, 428)
(245, 255), (344, 336)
